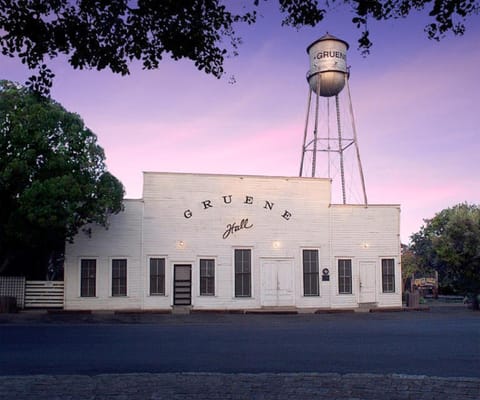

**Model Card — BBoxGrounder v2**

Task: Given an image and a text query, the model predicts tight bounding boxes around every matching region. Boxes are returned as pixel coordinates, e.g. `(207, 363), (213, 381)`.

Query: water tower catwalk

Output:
(299, 33), (368, 205)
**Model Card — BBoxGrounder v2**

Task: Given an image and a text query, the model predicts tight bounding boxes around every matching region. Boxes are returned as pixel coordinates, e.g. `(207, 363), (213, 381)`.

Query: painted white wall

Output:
(142, 173), (331, 310)
(330, 205), (402, 308)
(64, 173), (401, 310)
(64, 200), (143, 310)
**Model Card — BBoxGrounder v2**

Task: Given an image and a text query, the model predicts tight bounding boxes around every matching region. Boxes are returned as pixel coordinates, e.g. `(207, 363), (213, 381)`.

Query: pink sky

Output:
(2, 5), (479, 243)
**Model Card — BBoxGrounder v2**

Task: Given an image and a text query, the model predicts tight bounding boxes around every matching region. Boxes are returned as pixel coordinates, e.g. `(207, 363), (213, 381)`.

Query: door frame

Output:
(358, 260), (376, 303)
(173, 264), (192, 306)
(260, 258), (295, 307)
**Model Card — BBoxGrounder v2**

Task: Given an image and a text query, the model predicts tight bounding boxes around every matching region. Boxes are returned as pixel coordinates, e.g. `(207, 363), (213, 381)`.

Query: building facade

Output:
(64, 172), (402, 311)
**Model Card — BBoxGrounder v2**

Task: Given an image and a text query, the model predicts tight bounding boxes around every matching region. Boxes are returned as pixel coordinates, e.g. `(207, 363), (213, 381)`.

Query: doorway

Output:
(261, 259), (295, 307)
(173, 264), (192, 306)
(359, 260), (376, 303)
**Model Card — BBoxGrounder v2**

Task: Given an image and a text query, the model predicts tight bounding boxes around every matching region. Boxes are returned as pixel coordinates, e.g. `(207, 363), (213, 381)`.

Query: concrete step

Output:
(355, 302), (378, 313)
(245, 307), (298, 315)
(172, 306), (191, 315)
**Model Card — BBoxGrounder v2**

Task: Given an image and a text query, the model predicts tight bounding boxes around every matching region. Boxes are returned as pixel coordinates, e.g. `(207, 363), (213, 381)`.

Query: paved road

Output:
(1, 372), (479, 400)
(1, 308), (479, 377)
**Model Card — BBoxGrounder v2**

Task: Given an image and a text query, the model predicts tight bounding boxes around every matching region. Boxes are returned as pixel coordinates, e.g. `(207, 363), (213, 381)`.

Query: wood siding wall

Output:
(64, 173), (401, 310)
(64, 200), (143, 310)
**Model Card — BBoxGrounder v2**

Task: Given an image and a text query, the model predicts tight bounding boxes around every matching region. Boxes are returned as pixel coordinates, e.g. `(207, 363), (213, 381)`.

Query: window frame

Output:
(382, 258), (396, 293)
(338, 259), (353, 295)
(111, 258), (127, 297)
(234, 248), (252, 298)
(80, 259), (96, 297)
(149, 257), (166, 296)
(199, 258), (215, 296)
(303, 249), (320, 296)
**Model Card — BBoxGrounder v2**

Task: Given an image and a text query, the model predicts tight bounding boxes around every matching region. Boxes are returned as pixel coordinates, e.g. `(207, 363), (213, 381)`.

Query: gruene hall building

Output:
(64, 172), (401, 311)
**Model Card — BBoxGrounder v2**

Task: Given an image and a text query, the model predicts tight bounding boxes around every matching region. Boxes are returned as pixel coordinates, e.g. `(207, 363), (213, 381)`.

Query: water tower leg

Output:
(335, 94), (347, 204)
(327, 98), (332, 179)
(299, 88), (312, 177)
(312, 80), (321, 177)
(346, 78), (368, 206)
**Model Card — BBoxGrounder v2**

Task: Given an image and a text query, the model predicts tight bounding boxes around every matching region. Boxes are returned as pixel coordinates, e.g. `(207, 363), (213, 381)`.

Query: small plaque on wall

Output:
(322, 268), (330, 281)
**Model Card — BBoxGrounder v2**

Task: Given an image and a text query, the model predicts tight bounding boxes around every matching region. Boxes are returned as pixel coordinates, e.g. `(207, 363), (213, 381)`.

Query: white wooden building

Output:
(64, 172), (402, 311)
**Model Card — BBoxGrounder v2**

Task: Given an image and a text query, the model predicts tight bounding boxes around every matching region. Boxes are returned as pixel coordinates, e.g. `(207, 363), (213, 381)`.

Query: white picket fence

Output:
(25, 281), (64, 308)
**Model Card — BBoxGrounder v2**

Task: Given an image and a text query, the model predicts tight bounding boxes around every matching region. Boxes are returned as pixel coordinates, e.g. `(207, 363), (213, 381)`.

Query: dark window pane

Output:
(338, 259), (352, 294)
(234, 250), (251, 297)
(200, 259), (215, 296)
(303, 250), (319, 296)
(112, 259), (127, 296)
(80, 259), (96, 297)
(150, 258), (165, 295)
(382, 259), (395, 293)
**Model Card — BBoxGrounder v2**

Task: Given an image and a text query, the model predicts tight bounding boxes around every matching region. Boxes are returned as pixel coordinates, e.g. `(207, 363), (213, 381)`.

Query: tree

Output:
(401, 243), (420, 290)
(410, 203), (480, 307)
(1, 0), (478, 95)
(0, 80), (124, 278)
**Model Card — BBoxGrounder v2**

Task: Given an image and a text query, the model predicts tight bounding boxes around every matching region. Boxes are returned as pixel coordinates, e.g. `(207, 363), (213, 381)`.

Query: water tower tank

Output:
(306, 33), (349, 97)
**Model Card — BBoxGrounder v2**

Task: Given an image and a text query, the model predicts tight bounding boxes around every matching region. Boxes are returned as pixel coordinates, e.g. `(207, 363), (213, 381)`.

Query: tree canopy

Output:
(0, 80), (124, 277)
(1, 0), (478, 94)
(410, 203), (480, 297)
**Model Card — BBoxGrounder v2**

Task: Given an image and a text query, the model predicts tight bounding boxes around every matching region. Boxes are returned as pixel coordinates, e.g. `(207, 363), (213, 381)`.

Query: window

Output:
(338, 259), (352, 294)
(150, 258), (165, 295)
(234, 249), (251, 297)
(80, 259), (96, 297)
(303, 249), (319, 296)
(112, 259), (127, 296)
(382, 258), (395, 293)
(200, 259), (215, 296)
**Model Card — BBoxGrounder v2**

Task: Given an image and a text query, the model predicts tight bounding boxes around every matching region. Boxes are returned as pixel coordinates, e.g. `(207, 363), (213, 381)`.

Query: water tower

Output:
(299, 33), (368, 205)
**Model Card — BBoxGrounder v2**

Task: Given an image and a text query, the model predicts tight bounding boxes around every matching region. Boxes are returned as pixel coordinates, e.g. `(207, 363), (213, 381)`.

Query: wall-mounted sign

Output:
(223, 218), (253, 240)
(322, 268), (330, 281)
(183, 194), (292, 221)
(183, 194), (293, 240)
(414, 277), (437, 288)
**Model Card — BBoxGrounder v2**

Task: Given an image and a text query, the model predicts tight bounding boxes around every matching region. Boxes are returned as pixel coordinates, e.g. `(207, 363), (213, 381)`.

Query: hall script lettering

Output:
(222, 218), (253, 240)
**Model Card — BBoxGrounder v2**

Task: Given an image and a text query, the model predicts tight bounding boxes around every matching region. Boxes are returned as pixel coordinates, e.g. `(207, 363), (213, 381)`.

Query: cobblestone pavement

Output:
(0, 373), (479, 400)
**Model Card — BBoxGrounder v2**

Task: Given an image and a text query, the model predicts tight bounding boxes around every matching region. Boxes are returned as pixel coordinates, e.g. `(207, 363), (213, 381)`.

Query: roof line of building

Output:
(142, 171), (332, 182)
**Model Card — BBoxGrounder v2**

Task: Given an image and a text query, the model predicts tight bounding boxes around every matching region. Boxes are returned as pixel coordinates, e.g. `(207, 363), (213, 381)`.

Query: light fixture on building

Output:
(361, 242), (370, 249)
(177, 240), (186, 249)
(273, 241), (281, 249)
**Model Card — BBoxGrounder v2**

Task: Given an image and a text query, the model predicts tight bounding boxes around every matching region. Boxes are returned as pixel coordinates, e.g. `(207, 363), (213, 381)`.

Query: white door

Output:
(359, 261), (376, 303)
(261, 259), (294, 307)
